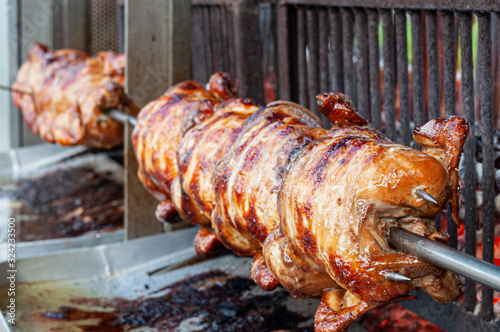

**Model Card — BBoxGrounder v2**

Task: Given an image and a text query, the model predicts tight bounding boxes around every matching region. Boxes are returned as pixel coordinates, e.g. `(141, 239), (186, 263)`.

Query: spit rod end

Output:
(384, 271), (411, 282)
(415, 188), (438, 204)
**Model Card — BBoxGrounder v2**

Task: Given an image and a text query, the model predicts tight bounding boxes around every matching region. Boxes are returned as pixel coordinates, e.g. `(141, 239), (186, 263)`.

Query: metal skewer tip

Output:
(384, 271), (411, 282)
(415, 188), (438, 204)
(106, 109), (137, 127)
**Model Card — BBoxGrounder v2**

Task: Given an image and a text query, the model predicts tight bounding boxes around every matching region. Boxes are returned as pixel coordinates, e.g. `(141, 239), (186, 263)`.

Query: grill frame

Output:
(277, 3), (498, 324)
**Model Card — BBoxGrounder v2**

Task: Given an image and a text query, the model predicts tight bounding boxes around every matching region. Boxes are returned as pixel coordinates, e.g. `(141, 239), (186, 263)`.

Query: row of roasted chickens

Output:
(12, 44), (469, 331)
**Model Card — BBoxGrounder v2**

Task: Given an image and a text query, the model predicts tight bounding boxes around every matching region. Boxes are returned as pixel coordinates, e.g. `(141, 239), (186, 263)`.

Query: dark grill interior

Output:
(191, 0), (500, 329)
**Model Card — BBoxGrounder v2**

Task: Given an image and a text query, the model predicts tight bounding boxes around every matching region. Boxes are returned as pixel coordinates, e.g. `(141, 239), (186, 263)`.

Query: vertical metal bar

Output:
(124, 0), (171, 238)
(355, 8), (370, 120)
(208, 5), (218, 72)
(329, 7), (343, 93)
(367, 9), (381, 131)
(168, 0), (192, 85)
(318, 6), (330, 125)
(426, 11), (440, 120)
(395, 10), (411, 145)
(410, 11), (425, 127)
(211, 5), (223, 72)
(297, 5), (307, 107)
(306, 6), (319, 115)
(318, 6), (329, 93)
(458, 11), (477, 313)
(341, 8), (354, 103)
(277, 1), (290, 101)
(192, 6), (206, 83)
(497, 15), (500, 131)
(260, 2), (274, 103)
(425, 11), (441, 231)
(226, 5), (237, 77)
(441, 11), (457, 117)
(219, 5), (230, 73)
(381, 9), (396, 140)
(478, 12), (494, 322)
(233, 0), (264, 103)
(202, 6), (213, 79)
(61, 0), (88, 51)
(20, 0), (51, 146)
(0, 0), (21, 150)
(271, 3), (278, 102)
(441, 11), (458, 249)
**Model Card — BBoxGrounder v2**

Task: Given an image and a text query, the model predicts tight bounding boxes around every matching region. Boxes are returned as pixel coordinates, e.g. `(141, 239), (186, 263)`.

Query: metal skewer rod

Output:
(389, 226), (500, 292)
(106, 109), (137, 126)
(1, 85), (138, 126)
(5, 82), (500, 289)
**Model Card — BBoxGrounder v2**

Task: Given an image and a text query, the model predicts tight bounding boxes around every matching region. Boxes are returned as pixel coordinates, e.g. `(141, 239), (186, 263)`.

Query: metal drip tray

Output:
(0, 228), (354, 331)
(0, 150), (125, 261)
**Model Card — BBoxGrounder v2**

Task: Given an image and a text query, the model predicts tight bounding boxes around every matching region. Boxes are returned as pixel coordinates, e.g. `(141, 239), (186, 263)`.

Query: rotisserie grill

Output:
(3, 1), (500, 331)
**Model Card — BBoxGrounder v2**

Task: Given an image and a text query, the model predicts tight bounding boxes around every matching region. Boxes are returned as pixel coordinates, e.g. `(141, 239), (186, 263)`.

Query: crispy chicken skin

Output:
(132, 72), (236, 223)
(177, 98), (260, 227)
(211, 101), (326, 289)
(12, 43), (138, 149)
(133, 72), (467, 331)
(263, 92), (468, 331)
(212, 101), (326, 256)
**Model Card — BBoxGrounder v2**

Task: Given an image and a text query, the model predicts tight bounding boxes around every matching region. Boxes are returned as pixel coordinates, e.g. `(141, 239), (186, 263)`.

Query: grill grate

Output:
(192, 0), (267, 103)
(89, 0), (120, 54)
(276, 4), (499, 322)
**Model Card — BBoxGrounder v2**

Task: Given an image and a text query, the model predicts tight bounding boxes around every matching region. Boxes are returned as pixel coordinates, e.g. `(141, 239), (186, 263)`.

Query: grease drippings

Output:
(43, 270), (312, 331)
(1, 165), (123, 241)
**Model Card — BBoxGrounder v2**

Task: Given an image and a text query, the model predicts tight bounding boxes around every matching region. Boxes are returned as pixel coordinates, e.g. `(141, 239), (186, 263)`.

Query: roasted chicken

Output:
(11, 41), (469, 330)
(131, 73), (467, 331)
(12, 43), (138, 149)
(264, 93), (467, 331)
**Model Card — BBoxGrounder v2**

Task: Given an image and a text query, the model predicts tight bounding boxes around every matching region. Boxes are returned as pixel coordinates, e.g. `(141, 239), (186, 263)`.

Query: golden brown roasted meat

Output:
(12, 43), (138, 149)
(133, 75), (466, 331)
(212, 100), (326, 287)
(176, 98), (260, 227)
(132, 72), (236, 222)
(262, 92), (468, 331)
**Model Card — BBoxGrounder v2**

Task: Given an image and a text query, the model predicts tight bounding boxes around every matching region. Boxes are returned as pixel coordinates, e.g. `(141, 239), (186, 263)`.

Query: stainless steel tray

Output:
(0, 227), (371, 331)
(0, 152), (125, 261)
(0, 228), (199, 331)
(0, 143), (87, 179)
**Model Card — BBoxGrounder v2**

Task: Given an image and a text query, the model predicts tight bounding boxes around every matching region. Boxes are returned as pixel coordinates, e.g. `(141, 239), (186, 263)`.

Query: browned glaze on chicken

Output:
(212, 101), (326, 258)
(263, 92), (468, 331)
(176, 98), (260, 227)
(12, 43), (138, 149)
(132, 71), (467, 331)
(132, 72), (236, 222)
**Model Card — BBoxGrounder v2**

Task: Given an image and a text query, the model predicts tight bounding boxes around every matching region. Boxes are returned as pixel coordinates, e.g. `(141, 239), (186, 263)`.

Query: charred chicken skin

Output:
(132, 72), (467, 331)
(132, 72), (237, 225)
(177, 98), (260, 228)
(12, 43), (138, 149)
